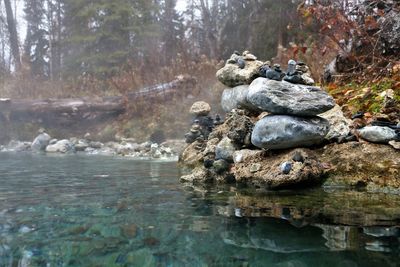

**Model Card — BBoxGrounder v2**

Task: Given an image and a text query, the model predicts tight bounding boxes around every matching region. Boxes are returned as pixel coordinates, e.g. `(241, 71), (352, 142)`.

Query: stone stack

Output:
(247, 78), (335, 149)
(180, 53), (339, 189)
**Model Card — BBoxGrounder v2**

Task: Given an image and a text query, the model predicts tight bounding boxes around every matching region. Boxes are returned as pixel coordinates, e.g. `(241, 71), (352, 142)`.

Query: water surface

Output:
(0, 153), (399, 266)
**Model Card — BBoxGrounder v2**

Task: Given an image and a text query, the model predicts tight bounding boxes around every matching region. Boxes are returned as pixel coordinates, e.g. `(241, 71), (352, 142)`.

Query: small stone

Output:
(389, 140), (400, 150)
(213, 159), (230, 174)
(250, 163), (261, 173)
(215, 137), (237, 162)
(358, 126), (397, 143)
(203, 159), (214, 168)
(292, 151), (304, 162)
(281, 162), (292, 174)
(265, 64), (284, 81)
(190, 101), (211, 116)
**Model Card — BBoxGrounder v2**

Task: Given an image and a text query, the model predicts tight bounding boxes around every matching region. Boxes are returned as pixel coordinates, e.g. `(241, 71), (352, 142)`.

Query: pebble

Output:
(281, 162), (292, 174)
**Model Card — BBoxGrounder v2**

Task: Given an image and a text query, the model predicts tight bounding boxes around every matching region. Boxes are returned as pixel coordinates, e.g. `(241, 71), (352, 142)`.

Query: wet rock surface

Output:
(247, 78), (335, 116)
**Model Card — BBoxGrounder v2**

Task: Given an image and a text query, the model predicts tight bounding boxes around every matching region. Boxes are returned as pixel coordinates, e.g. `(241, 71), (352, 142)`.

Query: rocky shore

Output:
(0, 131), (184, 160)
(179, 51), (400, 192)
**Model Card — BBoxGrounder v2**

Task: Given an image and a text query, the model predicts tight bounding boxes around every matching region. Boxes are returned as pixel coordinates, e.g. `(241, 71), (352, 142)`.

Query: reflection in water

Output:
(0, 153), (399, 266)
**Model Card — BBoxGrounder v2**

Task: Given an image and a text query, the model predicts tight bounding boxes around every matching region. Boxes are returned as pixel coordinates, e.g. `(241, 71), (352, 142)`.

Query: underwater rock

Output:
(216, 58), (263, 87)
(319, 105), (351, 142)
(46, 139), (75, 153)
(221, 85), (260, 113)
(247, 78), (335, 116)
(31, 131), (51, 151)
(358, 126), (397, 143)
(251, 115), (330, 150)
(190, 101), (211, 116)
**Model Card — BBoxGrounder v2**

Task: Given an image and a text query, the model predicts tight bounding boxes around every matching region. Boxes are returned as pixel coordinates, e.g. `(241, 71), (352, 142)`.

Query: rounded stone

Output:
(190, 101), (211, 116)
(251, 115), (330, 150)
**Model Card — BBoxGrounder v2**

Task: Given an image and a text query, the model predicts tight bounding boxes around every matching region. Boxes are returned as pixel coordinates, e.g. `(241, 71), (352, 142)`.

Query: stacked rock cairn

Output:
(180, 51), (337, 189)
(218, 51), (335, 151)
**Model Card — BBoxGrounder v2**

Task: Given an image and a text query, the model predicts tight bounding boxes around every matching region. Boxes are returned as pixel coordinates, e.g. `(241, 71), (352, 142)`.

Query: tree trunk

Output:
(3, 0), (21, 72)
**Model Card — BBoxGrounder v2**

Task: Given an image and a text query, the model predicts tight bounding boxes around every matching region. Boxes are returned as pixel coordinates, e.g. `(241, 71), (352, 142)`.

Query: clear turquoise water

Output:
(0, 153), (399, 267)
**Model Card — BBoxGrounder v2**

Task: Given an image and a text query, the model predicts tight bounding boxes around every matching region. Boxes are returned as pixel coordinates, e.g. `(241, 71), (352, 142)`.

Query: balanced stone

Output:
(358, 126), (398, 143)
(216, 60), (263, 87)
(251, 115), (330, 149)
(247, 77), (335, 116)
(190, 101), (211, 116)
(221, 85), (259, 112)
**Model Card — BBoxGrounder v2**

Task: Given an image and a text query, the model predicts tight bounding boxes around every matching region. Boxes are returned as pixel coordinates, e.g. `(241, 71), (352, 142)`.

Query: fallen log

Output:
(0, 75), (196, 127)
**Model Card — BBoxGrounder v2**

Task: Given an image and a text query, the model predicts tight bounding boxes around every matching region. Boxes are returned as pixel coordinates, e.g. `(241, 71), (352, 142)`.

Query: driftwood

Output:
(0, 75), (196, 127)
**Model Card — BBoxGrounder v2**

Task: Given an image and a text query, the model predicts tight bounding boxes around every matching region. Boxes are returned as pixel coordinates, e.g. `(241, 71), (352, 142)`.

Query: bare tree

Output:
(3, 0), (20, 71)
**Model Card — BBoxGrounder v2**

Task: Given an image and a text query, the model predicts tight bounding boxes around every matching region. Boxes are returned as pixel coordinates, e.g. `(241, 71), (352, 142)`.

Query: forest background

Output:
(0, 0), (398, 141)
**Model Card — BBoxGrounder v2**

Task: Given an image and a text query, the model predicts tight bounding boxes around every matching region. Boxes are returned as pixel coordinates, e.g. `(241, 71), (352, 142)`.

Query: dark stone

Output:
(237, 57), (246, 69)
(195, 116), (214, 138)
(281, 162), (292, 174)
(292, 151), (304, 163)
(265, 64), (284, 81)
(351, 111), (365, 119)
(203, 159), (214, 169)
(213, 159), (230, 174)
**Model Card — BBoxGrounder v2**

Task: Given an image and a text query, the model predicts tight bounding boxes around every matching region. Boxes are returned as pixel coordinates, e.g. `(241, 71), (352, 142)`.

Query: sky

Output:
(176, 0), (187, 12)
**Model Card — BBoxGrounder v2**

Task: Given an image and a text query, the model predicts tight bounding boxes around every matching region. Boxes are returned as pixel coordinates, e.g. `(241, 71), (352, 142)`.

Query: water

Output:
(0, 153), (399, 267)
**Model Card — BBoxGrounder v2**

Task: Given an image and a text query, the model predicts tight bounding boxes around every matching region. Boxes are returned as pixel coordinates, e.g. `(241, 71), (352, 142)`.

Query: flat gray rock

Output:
(247, 78), (335, 116)
(251, 115), (330, 149)
(221, 85), (260, 112)
(358, 126), (397, 143)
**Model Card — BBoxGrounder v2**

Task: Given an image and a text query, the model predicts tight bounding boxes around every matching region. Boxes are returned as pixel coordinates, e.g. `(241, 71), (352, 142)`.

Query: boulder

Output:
(247, 78), (335, 116)
(358, 126), (397, 143)
(46, 139), (75, 153)
(216, 60), (263, 87)
(190, 101), (211, 116)
(251, 115), (330, 150)
(215, 137), (237, 162)
(319, 105), (351, 141)
(31, 133), (51, 151)
(221, 85), (260, 113)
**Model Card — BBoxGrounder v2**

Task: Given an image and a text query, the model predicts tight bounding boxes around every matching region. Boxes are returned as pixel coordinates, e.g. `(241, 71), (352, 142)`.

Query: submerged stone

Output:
(247, 78), (335, 116)
(251, 115), (330, 150)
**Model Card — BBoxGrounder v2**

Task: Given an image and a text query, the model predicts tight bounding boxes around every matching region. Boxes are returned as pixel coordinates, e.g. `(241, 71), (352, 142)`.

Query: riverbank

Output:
(179, 51), (400, 194)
